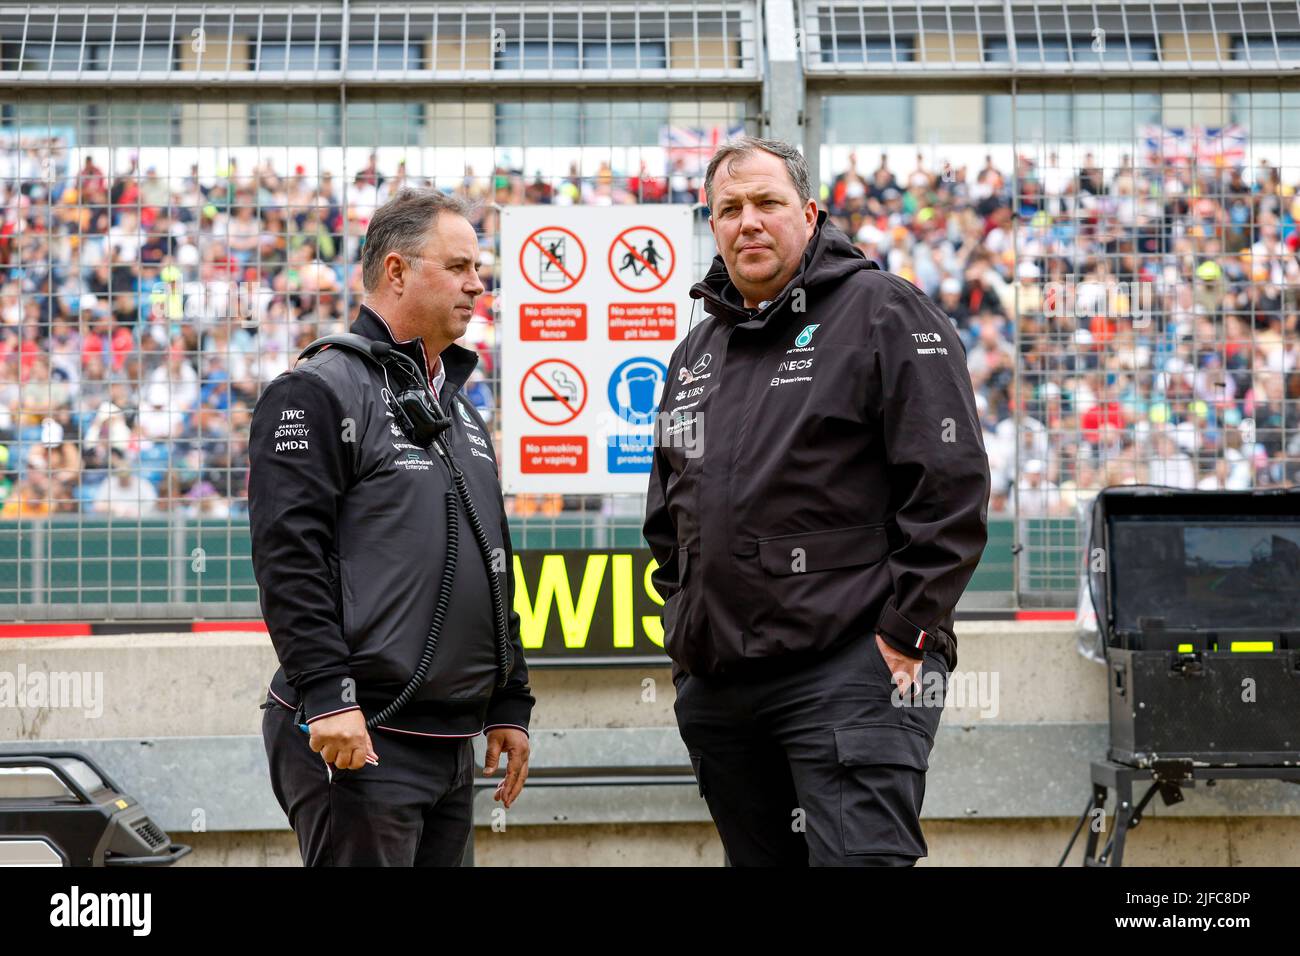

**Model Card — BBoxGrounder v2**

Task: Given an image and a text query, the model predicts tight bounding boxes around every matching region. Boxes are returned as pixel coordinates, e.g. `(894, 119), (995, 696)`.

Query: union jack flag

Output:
(660, 123), (747, 175)
(1140, 123), (1193, 162)
(1195, 124), (1248, 165)
(1140, 123), (1248, 166)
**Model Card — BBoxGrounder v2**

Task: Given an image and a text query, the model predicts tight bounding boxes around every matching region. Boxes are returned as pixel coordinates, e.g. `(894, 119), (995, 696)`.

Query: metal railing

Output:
(798, 0), (1300, 78)
(0, 2), (763, 87)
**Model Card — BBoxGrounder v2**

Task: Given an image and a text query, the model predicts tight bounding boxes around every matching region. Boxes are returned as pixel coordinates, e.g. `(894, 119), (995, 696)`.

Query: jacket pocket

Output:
(662, 547), (690, 659)
(756, 524), (889, 576)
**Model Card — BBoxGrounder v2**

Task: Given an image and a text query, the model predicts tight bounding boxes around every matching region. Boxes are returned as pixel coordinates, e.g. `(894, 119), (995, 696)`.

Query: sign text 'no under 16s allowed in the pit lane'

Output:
(501, 205), (694, 494)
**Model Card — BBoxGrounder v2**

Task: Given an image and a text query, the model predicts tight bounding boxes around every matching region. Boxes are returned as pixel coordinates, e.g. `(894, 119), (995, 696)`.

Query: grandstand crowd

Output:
(1, 140), (1297, 521)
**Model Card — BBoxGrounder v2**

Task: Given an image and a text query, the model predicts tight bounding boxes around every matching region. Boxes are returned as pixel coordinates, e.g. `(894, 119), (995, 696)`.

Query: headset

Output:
(297, 333), (452, 449)
(291, 332), (513, 734)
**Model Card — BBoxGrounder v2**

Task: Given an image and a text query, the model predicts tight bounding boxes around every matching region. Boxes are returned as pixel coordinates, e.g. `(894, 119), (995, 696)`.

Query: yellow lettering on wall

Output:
(641, 557), (665, 648)
(611, 553), (633, 648)
(513, 554), (609, 649)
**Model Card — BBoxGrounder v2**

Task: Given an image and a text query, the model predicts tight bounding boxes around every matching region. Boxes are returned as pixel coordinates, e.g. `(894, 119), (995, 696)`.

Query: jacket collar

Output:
(351, 303), (478, 406)
(689, 210), (878, 331)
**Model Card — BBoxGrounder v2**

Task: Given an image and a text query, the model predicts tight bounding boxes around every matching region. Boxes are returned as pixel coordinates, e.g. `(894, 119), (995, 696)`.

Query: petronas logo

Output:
(795, 324), (820, 347)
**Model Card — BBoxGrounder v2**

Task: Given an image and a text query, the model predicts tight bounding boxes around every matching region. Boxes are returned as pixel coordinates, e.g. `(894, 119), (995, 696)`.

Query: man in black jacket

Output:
(644, 138), (989, 866)
(250, 188), (533, 866)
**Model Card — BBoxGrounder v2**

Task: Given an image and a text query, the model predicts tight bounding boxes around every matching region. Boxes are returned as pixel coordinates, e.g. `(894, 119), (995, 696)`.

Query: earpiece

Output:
(298, 333), (452, 448)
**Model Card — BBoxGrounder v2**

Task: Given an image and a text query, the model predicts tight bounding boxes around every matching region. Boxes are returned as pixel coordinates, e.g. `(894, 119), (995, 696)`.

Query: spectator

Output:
(1011, 458), (1066, 516)
(2, 137), (1295, 520)
(91, 449), (158, 518)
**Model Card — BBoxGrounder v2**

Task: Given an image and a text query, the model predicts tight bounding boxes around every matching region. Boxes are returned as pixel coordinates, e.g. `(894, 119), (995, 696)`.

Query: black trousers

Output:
(262, 703), (475, 867)
(674, 633), (949, 867)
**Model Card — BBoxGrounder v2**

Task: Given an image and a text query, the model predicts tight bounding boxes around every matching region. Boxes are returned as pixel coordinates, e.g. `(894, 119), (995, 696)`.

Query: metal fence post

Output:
(762, 0), (802, 144)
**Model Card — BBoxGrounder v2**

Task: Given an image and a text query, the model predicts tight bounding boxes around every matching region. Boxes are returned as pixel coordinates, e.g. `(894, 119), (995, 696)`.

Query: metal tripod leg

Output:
(1082, 783), (1108, 864)
(1097, 776), (1162, 867)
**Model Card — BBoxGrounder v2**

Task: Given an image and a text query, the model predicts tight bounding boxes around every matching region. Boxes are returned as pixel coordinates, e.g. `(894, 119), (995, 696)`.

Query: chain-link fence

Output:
(1, 0), (1297, 618)
(0, 2), (761, 619)
(799, 0), (1300, 606)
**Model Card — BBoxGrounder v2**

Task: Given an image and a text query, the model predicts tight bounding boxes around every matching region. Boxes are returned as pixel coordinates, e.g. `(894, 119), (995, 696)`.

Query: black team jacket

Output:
(644, 211), (990, 681)
(248, 304), (534, 738)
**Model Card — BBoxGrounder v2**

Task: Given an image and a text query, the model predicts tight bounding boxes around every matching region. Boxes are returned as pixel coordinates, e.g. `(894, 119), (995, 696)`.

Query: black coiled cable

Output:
(367, 433), (513, 729)
(443, 439), (513, 688)
(365, 489), (461, 729)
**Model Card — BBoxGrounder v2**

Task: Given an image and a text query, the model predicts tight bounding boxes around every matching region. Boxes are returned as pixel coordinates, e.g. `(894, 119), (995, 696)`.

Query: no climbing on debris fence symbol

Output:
(520, 226), (587, 294)
(609, 226), (675, 293)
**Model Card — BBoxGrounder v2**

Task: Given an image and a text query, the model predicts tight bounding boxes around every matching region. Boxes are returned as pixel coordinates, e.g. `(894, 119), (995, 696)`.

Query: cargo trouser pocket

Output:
(688, 752), (707, 798)
(834, 724), (932, 858)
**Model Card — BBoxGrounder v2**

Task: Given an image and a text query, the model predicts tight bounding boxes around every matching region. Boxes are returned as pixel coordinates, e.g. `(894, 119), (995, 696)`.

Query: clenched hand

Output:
(309, 709), (379, 770)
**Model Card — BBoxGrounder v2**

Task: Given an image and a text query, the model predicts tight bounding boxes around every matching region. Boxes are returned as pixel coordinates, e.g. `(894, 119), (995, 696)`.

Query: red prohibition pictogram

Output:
(608, 226), (675, 293)
(519, 226), (587, 294)
(519, 358), (588, 426)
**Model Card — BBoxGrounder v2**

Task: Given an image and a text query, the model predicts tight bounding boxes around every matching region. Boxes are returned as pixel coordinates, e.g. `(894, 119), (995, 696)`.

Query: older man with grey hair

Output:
(645, 137), (990, 866)
(250, 188), (533, 867)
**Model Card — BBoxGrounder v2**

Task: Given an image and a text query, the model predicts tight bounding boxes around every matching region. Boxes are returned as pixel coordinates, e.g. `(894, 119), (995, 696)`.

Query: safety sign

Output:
(520, 359), (587, 426)
(519, 226), (587, 294)
(609, 226), (675, 293)
(501, 205), (694, 493)
(608, 358), (667, 426)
